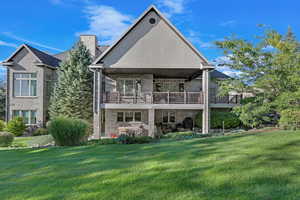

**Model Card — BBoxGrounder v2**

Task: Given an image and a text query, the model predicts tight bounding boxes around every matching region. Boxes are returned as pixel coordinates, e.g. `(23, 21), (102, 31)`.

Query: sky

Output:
(0, 0), (300, 79)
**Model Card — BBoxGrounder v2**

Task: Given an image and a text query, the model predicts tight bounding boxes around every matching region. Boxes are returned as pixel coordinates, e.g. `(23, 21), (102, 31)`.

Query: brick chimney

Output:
(80, 35), (97, 58)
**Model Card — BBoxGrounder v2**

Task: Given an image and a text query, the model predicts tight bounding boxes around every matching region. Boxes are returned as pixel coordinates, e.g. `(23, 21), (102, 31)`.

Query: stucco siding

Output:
(8, 48), (46, 125)
(102, 11), (205, 68)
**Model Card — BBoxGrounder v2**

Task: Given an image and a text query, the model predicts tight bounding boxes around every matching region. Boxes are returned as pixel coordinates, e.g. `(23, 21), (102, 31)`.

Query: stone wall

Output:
(104, 109), (149, 136)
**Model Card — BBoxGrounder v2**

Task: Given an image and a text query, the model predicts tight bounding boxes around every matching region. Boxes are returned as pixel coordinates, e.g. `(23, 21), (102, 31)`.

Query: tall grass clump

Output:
(48, 116), (89, 146)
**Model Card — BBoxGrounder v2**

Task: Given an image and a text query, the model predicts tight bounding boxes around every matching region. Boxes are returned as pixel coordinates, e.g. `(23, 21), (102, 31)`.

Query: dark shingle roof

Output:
(26, 44), (61, 67)
(211, 70), (230, 79)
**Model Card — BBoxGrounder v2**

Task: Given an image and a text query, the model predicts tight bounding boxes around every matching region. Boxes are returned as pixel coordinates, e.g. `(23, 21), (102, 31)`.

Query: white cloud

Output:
(212, 55), (242, 77)
(220, 20), (237, 27)
(2, 32), (63, 52)
(78, 5), (133, 45)
(0, 40), (17, 48)
(187, 31), (214, 49)
(157, 0), (186, 18)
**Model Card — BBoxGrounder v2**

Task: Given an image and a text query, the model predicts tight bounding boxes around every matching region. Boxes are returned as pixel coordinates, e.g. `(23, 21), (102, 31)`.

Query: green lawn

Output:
(1, 130), (300, 200)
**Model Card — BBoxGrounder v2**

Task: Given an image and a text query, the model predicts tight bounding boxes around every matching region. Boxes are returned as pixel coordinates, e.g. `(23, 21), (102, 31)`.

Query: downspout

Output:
(5, 68), (9, 122)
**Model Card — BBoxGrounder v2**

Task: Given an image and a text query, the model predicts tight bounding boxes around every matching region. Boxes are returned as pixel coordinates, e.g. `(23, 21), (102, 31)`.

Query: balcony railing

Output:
(104, 92), (242, 104)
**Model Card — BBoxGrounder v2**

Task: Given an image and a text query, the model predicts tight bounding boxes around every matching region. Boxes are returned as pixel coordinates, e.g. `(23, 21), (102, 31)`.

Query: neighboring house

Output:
(1, 5), (241, 138)
(0, 36), (108, 126)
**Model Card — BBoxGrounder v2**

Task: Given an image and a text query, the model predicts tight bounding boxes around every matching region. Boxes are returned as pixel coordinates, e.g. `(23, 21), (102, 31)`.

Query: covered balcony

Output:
(104, 91), (242, 105)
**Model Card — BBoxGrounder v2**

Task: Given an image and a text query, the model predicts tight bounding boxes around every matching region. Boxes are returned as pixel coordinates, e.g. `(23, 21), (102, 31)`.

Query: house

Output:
(0, 36), (108, 126)
(88, 6), (241, 138)
(1, 5), (241, 138)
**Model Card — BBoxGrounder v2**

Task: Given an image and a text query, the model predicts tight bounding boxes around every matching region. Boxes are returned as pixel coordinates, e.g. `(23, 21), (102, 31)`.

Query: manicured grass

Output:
(1, 130), (300, 200)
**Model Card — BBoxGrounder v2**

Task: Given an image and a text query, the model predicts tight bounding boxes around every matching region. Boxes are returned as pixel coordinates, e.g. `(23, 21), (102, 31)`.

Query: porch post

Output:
(93, 69), (103, 139)
(148, 109), (155, 137)
(202, 68), (210, 134)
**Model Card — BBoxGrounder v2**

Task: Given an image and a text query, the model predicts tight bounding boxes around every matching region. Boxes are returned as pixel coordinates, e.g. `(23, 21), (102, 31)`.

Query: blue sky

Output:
(0, 0), (300, 78)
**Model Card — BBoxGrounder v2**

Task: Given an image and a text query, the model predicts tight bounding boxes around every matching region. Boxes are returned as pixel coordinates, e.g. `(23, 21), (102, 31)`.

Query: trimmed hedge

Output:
(0, 132), (14, 147)
(5, 117), (26, 136)
(279, 109), (300, 130)
(196, 111), (241, 129)
(48, 117), (89, 146)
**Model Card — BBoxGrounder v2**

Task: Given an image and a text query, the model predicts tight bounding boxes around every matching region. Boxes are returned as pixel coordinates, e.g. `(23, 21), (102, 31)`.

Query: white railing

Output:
(104, 92), (204, 104)
(104, 91), (241, 104)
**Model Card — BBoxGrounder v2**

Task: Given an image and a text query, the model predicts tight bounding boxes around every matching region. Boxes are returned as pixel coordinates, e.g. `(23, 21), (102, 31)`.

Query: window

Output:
(117, 111), (142, 122)
(117, 112), (124, 122)
(116, 79), (141, 96)
(162, 111), (176, 123)
(13, 73), (37, 97)
(125, 112), (134, 122)
(154, 79), (185, 92)
(134, 112), (142, 122)
(12, 110), (37, 125)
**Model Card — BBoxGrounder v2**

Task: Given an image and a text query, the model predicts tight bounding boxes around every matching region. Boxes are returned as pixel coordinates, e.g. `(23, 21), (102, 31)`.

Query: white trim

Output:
(93, 5), (210, 66)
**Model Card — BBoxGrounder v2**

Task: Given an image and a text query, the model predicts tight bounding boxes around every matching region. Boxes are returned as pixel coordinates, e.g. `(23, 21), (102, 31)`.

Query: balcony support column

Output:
(148, 109), (155, 138)
(93, 69), (103, 139)
(202, 69), (210, 134)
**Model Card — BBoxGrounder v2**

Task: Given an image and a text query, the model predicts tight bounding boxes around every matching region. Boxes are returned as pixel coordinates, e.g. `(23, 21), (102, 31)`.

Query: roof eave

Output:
(0, 62), (14, 66)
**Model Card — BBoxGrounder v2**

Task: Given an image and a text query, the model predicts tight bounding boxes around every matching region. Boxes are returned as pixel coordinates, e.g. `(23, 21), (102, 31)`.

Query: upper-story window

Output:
(116, 79), (141, 96)
(13, 73), (37, 97)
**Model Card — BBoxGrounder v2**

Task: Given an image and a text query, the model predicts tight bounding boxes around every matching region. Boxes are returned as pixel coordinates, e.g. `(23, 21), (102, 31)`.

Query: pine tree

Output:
(49, 41), (93, 122)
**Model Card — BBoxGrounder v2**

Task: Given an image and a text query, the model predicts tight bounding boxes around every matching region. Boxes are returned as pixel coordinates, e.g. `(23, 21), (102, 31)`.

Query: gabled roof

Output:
(5, 44), (61, 67)
(93, 5), (210, 65)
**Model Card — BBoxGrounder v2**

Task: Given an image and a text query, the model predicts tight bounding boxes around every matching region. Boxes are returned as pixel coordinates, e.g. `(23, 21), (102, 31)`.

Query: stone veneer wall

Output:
(104, 109), (149, 136)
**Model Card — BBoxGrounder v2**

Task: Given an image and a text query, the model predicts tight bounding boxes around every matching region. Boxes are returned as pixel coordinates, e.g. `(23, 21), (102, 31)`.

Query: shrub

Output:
(117, 134), (153, 144)
(33, 128), (49, 136)
(0, 132), (14, 147)
(164, 131), (194, 139)
(163, 131), (211, 140)
(5, 117), (26, 136)
(117, 134), (136, 144)
(48, 116), (89, 146)
(0, 120), (5, 131)
(279, 109), (300, 130)
(195, 111), (241, 129)
(88, 138), (118, 145)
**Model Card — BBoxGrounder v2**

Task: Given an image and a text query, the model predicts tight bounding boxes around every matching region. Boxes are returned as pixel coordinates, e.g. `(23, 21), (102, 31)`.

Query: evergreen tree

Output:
(49, 41), (93, 122)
